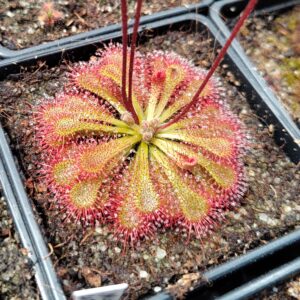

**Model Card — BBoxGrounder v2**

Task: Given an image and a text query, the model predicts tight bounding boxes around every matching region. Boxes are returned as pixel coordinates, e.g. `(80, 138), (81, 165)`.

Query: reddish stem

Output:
(160, 0), (258, 130)
(127, 0), (143, 123)
(120, 0), (139, 124)
(121, 0), (128, 105)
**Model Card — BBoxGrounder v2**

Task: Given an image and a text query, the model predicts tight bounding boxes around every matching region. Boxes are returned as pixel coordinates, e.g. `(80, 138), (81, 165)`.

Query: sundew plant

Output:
(35, 0), (257, 245)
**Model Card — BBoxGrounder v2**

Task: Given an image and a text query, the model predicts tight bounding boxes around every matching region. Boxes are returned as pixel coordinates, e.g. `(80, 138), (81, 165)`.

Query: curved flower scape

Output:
(36, 44), (247, 244)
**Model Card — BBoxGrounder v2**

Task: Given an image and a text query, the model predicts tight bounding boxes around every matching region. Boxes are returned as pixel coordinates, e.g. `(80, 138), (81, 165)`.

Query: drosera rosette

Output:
(38, 2), (63, 27)
(34, 0), (257, 246)
(35, 46), (247, 243)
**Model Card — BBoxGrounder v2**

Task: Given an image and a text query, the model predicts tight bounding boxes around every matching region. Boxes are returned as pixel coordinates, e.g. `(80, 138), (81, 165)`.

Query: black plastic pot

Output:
(210, 0), (300, 164)
(0, 12), (299, 300)
(0, 0), (212, 60)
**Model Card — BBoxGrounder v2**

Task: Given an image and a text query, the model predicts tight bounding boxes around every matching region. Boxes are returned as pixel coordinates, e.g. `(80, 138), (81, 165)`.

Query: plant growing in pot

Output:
(34, 0), (256, 245)
(1, 0), (300, 299)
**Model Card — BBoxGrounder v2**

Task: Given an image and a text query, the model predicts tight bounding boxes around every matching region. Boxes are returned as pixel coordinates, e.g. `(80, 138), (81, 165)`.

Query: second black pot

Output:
(210, 0), (300, 164)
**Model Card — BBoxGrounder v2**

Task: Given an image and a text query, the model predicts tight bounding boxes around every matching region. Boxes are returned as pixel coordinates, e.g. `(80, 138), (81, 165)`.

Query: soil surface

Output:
(0, 192), (38, 299)
(238, 6), (300, 127)
(0, 30), (299, 299)
(0, 0), (199, 50)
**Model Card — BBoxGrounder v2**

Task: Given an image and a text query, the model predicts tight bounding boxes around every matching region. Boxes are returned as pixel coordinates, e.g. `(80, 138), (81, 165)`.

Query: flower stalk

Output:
(160, 0), (258, 129)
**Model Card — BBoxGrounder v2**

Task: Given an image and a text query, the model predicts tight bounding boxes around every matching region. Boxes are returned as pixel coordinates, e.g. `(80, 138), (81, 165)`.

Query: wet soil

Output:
(0, 192), (38, 299)
(0, 30), (299, 299)
(238, 5), (300, 127)
(0, 0), (199, 50)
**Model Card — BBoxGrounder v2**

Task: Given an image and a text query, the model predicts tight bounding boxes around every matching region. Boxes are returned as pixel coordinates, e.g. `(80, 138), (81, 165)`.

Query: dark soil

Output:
(0, 0), (199, 50)
(0, 192), (38, 299)
(0, 29), (299, 299)
(238, 5), (300, 127)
